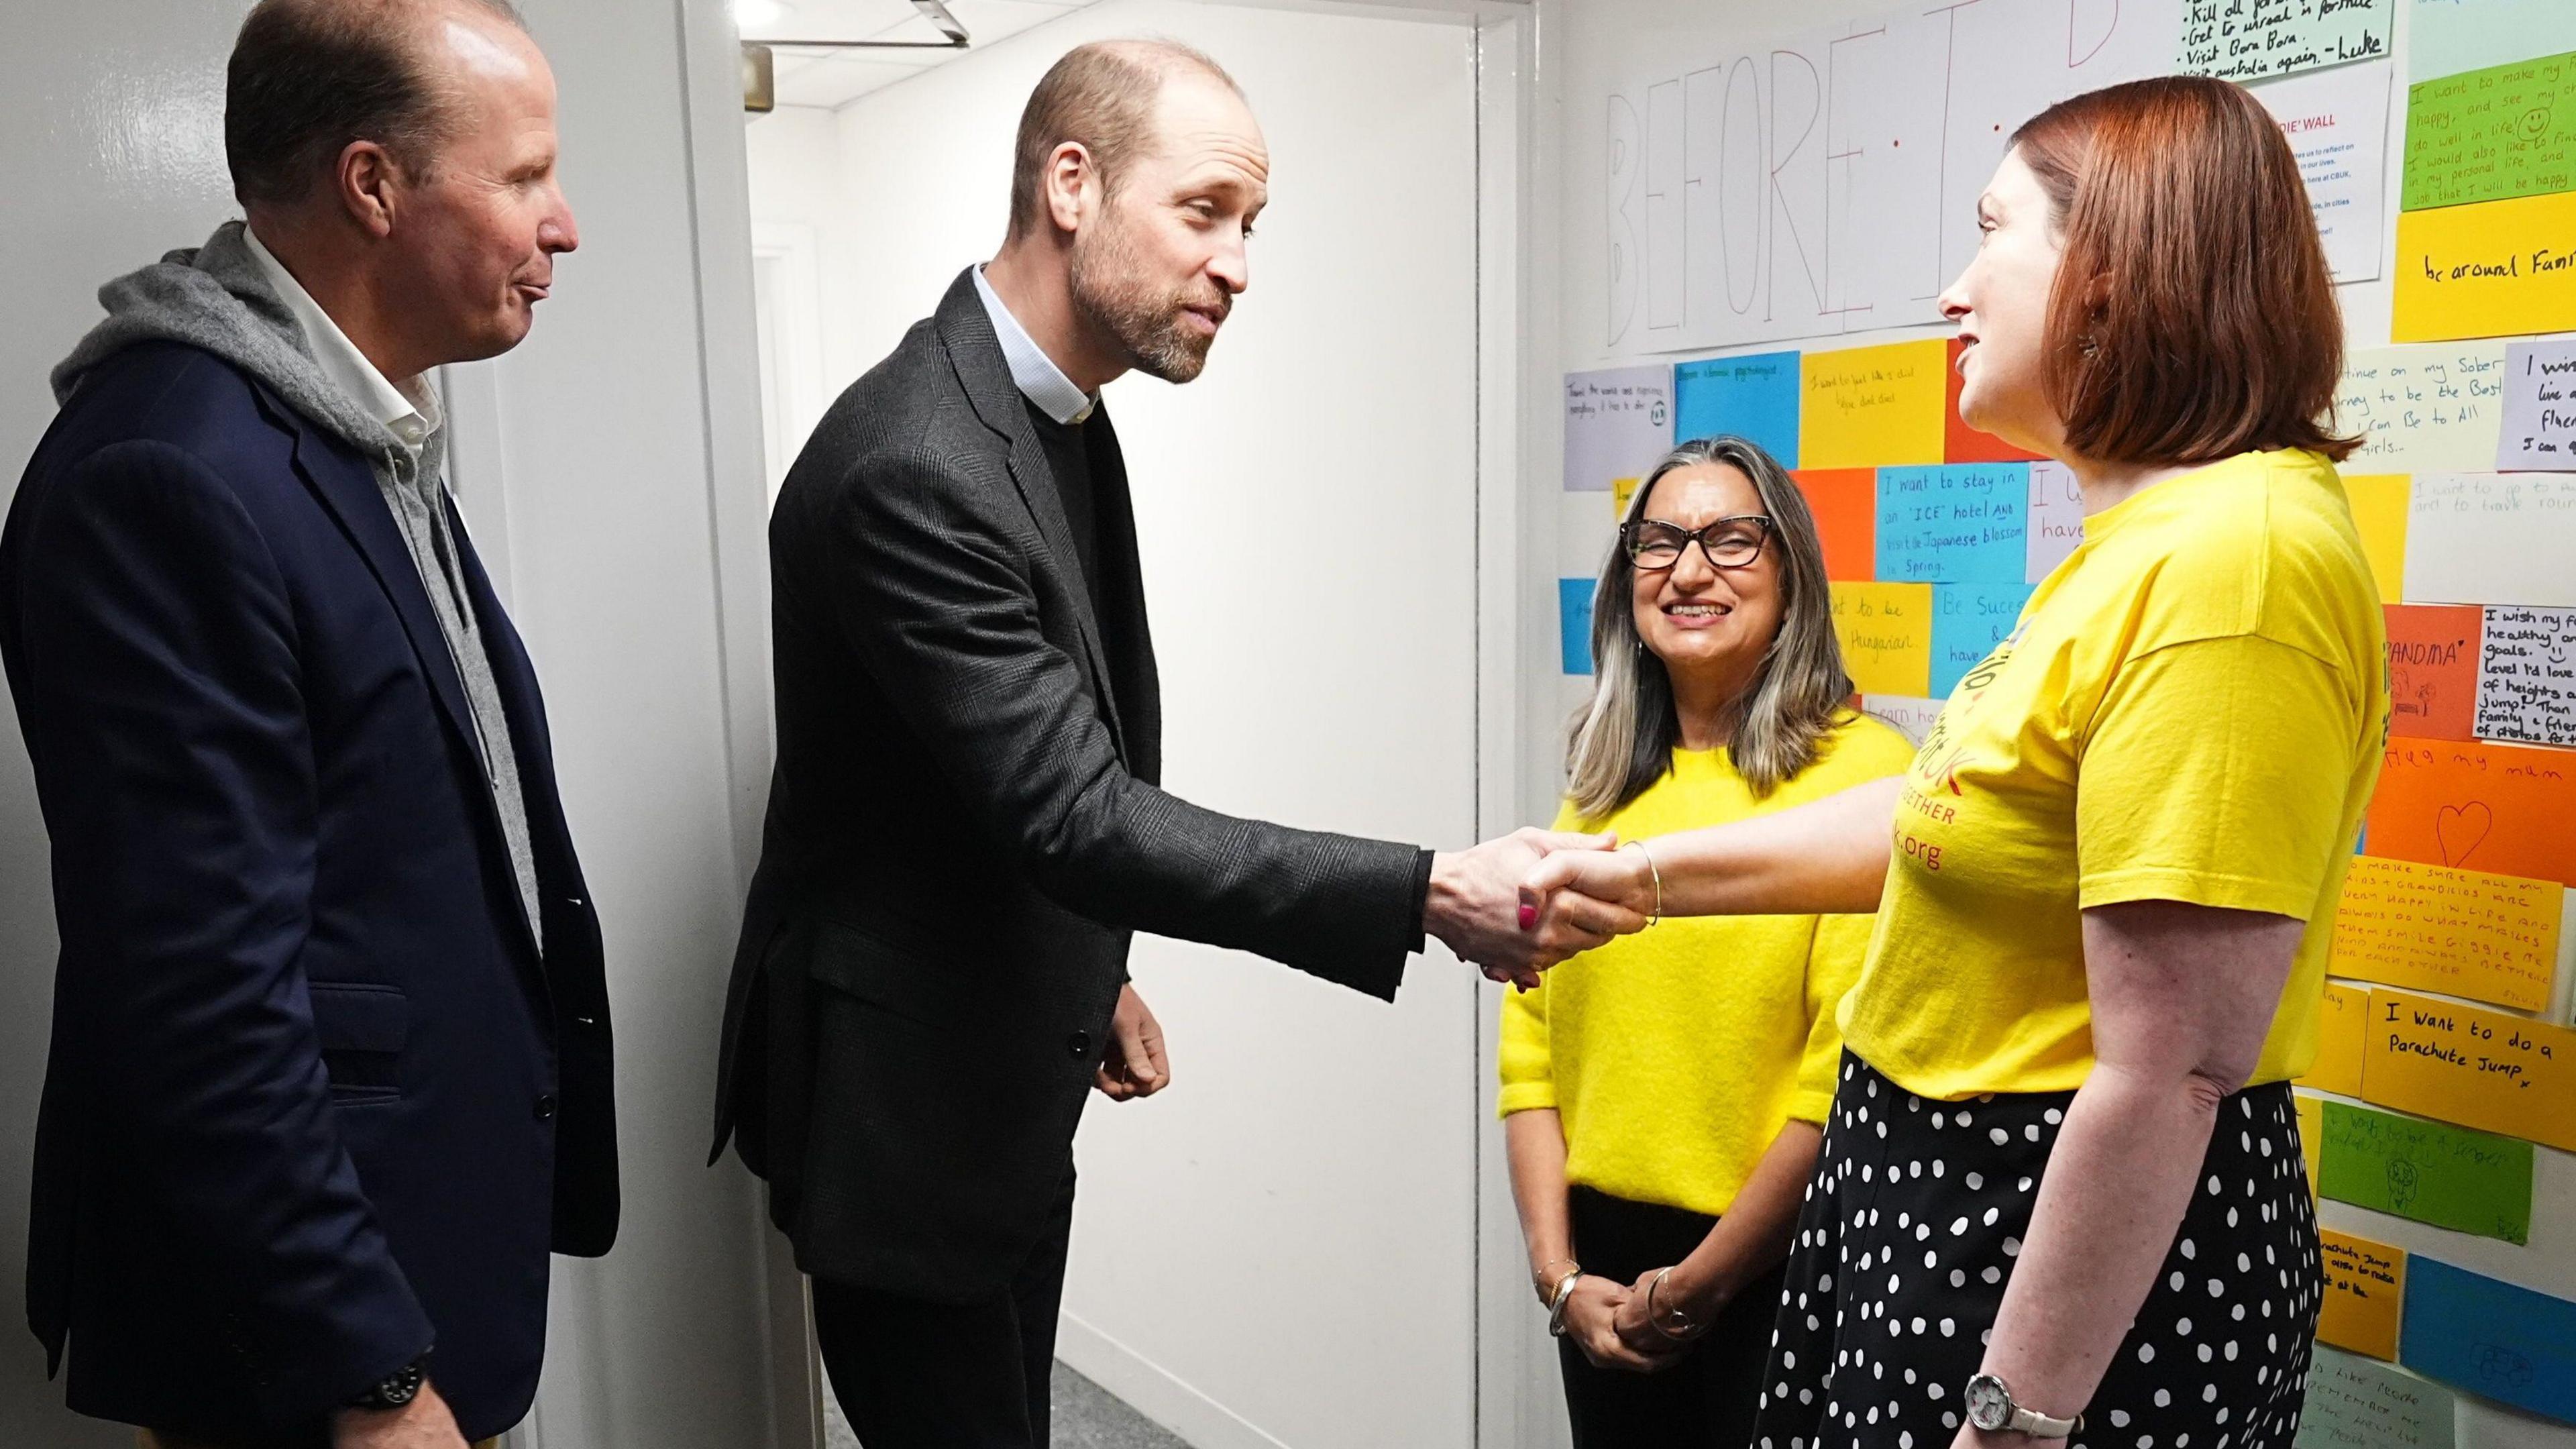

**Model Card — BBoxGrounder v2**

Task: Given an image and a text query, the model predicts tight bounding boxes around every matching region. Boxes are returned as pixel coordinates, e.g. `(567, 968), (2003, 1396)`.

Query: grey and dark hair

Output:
(1006, 38), (1242, 239)
(1564, 434), (1854, 822)
(225, 0), (527, 210)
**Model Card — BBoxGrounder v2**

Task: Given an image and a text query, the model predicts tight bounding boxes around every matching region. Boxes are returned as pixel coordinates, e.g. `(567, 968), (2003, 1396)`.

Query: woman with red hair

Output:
(1523, 76), (2387, 1449)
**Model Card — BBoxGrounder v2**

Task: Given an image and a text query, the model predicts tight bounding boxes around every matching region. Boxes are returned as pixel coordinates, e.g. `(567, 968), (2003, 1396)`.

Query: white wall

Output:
(0, 2), (788, 1446)
(747, 3), (1498, 1444)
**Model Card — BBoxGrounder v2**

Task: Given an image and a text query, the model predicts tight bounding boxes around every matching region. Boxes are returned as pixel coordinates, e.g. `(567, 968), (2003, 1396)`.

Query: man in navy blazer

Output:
(0, 2), (612, 1446)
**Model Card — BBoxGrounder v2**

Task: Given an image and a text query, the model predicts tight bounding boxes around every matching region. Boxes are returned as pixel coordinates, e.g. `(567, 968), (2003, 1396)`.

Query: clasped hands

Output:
(1546, 1265), (1717, 1374)
(1427, 828), (1662, 988)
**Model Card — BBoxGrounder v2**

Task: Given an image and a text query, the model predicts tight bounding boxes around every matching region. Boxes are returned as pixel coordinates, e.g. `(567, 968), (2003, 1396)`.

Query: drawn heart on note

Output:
(2436, 802), (2493, 867)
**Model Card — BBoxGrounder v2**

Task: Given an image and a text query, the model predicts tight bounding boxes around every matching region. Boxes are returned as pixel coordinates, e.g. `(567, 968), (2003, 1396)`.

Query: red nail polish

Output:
(1518, 903), (1538, 930)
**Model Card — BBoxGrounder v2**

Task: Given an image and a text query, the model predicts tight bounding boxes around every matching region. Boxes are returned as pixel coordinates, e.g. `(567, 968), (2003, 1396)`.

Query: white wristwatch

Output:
(1964, 1373), (2081, 1439)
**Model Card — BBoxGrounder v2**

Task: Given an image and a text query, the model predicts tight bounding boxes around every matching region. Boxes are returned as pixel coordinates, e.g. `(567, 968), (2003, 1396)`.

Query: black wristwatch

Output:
(348, 1356), (429, 1412)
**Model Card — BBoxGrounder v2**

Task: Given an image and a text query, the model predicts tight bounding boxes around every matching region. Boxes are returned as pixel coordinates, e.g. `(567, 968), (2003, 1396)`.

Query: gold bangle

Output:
(1625, 840), (1664, 926)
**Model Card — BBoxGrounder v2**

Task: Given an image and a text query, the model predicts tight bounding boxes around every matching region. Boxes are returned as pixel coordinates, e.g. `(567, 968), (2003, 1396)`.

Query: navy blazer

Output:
(0, 341), (616, 1444)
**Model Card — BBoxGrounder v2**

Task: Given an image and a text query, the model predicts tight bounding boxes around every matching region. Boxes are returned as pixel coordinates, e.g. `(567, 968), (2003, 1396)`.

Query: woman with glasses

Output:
(1524, 77), (2385, 1449)
(1503, 435), (1914, 1447)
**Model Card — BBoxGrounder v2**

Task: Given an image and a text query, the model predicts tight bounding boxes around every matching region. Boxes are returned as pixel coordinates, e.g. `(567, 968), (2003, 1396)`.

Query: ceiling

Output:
(737, 0), (1098, 110)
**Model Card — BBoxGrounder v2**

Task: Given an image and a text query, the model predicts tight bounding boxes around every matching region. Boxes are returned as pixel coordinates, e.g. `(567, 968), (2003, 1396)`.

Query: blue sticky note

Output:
(2398, 1256), (2576, 1425)
(1876, 464), (2030, 582)
(1930, 583), (2035, 696)
(1674, 350), (1801, 467)
(1560, 578), (1595, 676)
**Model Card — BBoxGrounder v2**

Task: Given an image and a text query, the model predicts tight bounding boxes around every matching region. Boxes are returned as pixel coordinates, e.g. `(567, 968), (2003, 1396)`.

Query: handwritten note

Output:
(1564, 366), (1673, 492)
(2410, 0), (2576, 84)
(1931, 584), (2035, 698)
(1830, 582), (1933, 697)
(2317, 1100), (2534, 1243)
(2405, 472), (2576, 606)
(2403, 50), (2576, 211)
(1862, 694), (1945, 746)
(2361, 987), (2576, 1151)
(2024, 462), (2084, 584)
(2320, 1229), (2408, 1360)
(2256, 60), (2396, 282)
(1801, 341), (1946, 471)
(2180, 0), (2392, 82)
(1874, 465), (2029, 583)
(2344, 474), (2412, 603)
(1944, 337), (2045, 464)
(2297, 1346), (2457, 1449)
(2393, 190), (2576, 342)
(2336, 345), (2507, 473)
(2367, 737), (2576, 885)
(2496, 337), (2576, 468)
(1675, 351), (1801, 466)
(2330, 856), (2563, 1010)
(2302, 979), (2371, 1095)
(2384, 604), (2480, 739)
(2476, 604), (2576, 745)
(1559, 578), (1595, 676)
(2398, 1256), (2576, 1426)
(1793, 468), (1879, 581)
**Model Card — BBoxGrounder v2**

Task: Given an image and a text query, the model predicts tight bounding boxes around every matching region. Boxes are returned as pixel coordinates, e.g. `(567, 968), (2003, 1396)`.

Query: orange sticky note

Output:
(1794, 469), (1879, 581)
(2295, 1091), (2324, 1198)
(2384, 604), (2480, 740)
(2318, 1229), (2407, 1360)
(1945, 337), (2047, 464)
(1800, 341), (1947, 470)
(1829, 582), (1933, 696)
(2345, 475), (2411, 604)
(2300, 980), (2371, 1095)
(2361, 987), (2576, 1151)
(2366, 738), (2576, 888)
(2330, 856), (2562, 1011)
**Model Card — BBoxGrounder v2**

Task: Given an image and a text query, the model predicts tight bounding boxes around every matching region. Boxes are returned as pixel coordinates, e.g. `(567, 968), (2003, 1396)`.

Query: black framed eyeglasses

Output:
(1622, 515), (1774, 571)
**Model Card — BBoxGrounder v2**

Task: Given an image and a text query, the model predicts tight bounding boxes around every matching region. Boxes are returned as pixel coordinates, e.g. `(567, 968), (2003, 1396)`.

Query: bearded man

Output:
(708, 36), (1601, 1448)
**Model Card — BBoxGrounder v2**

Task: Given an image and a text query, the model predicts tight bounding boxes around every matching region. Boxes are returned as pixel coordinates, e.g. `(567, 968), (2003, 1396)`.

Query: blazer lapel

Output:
(932, 270), (1128, 756)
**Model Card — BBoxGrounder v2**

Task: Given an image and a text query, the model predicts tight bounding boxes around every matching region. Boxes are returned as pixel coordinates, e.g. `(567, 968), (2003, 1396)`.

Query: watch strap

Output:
(2007, 1403), (2081, 1439)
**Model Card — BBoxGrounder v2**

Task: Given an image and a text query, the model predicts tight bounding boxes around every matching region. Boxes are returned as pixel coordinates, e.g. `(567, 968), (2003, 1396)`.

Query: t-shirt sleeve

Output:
(1496, 977), (1555, 1118)
(1792, 912), (1873, 1121)
(2076, 633), (2361, 920)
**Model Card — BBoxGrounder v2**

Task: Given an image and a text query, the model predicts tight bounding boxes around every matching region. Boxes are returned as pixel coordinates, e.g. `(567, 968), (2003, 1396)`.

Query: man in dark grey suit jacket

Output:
(709, 35), (1619, 1449)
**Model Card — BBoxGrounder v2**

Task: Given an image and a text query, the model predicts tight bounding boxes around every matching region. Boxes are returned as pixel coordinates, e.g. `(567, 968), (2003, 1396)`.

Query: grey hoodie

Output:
(56, 220), (545, 949)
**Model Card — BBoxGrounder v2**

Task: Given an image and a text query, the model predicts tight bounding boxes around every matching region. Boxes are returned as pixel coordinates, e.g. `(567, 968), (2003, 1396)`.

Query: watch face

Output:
(1966, 1374), (2013, 1431)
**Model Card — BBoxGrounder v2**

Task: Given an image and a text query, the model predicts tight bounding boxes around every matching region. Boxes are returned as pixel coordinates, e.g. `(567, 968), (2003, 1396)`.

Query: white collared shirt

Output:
(972, 264), (1096, 425)
(241, 225), (440, 451)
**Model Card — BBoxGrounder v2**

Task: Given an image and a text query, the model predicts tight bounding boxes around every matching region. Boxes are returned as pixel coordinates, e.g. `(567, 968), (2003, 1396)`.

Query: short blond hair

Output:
(1007, 38), (1241, 238)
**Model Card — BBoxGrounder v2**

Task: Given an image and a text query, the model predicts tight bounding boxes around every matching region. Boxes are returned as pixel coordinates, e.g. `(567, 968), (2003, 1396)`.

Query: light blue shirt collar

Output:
(972, 264), (1096, 425)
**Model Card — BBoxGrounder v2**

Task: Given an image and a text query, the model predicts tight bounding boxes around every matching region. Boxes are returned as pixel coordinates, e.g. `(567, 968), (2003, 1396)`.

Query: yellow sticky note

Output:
(2330, 857), (2563, 1012)
(2394, 191), (2576, 341)
(1800, 341), (1947, 470)
(2343, 475), (2410, 604)
(1829, 581), (1933, 696)
(2295, 1091), (2324, 1199)
(2318, 1228), (2407, 1361)
(2361, 988), (2576, 1151)
(2300, 981), (2371, 1096)
(1612, 476), (1642, 519)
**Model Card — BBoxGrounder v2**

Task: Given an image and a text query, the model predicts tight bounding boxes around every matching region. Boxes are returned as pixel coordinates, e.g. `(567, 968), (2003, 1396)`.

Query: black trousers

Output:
(1558, 1184), (1789, 1448)
(812, 1173), (1077, 1448)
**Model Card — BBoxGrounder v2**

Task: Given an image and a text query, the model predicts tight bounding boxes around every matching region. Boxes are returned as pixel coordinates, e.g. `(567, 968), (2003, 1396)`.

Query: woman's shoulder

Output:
(1812, 710), (1920, 782)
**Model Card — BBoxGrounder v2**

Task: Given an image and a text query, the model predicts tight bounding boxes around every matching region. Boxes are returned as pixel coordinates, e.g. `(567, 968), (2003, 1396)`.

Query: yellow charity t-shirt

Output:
(1838, 449), (2390, 1100)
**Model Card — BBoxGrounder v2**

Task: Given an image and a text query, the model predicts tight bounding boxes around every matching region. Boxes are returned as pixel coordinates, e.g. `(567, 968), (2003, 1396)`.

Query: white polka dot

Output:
(2025, 1124), (2043, 1142)
(1984, 1207), (2001, 1226)
(2180, 1238), (2197, 1260)
(2111, 1411), (2132, 1428)
(2018, 1177), (2035, 1192)
(1945, 1413), (1961, 1430)
(2139, 1343), (2157, 1363)
(1951, 1269), (1967, 1287)
(2204, 1385), (2220, 1403)
(1983, 1266), (2003, 1284)
(1925, 1250), (1939, 1269)
(2207, 1175), (2222, 1195)
(1941, 1318), (1956, 1336)
(2199, 1344), (2214, 1362)
(1990, 1128), (2011, 1145)
(1929, 1383), (1947, 1400)
(1958, 1110), (1975, 1127)
(2003, 1236), (2023, 1257)
(1951, 1216), (1972, 1236)
(2170, 1271), (2186, 1292)
(2156, 1390), (2173, 1407)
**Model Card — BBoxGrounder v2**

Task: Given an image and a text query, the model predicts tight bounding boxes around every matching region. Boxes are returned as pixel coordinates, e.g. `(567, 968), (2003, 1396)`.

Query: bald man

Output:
(710, 37), (1600, 1447)
(2, 3), (610, 1446)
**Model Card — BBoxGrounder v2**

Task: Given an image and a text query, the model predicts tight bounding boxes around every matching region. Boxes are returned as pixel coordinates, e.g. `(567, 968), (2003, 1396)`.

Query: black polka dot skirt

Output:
(1750, 1053), (2319, 1449)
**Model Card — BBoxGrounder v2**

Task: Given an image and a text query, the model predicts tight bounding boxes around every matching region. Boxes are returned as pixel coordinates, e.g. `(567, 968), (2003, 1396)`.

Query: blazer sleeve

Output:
(816, 444), (1425, 998)
(11, 441), (433, 1421)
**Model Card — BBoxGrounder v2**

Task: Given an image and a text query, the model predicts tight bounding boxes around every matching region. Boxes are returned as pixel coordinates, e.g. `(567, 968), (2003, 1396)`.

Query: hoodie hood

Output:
(52, 220), (407, 464)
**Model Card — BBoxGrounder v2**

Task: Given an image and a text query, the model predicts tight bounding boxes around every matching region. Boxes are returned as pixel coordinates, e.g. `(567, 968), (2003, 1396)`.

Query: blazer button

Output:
(534, 1093), (559, 1122)
(1067, 1030), (1092, 1059)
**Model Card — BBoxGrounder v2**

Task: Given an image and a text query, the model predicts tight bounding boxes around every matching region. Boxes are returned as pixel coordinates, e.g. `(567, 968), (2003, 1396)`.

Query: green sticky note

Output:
(2402, 50), (2576, 211)
(2318, 1102), (2533, 1244)
(2298, 1346), (2457, 1449)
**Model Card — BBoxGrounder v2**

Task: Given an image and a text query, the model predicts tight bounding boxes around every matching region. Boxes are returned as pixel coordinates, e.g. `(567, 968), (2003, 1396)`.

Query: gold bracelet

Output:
(1625, 840), (1664, 926)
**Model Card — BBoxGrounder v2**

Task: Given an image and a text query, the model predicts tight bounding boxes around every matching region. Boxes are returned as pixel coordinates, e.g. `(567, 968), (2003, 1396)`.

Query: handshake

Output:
(1425, 828), (1661, 989)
